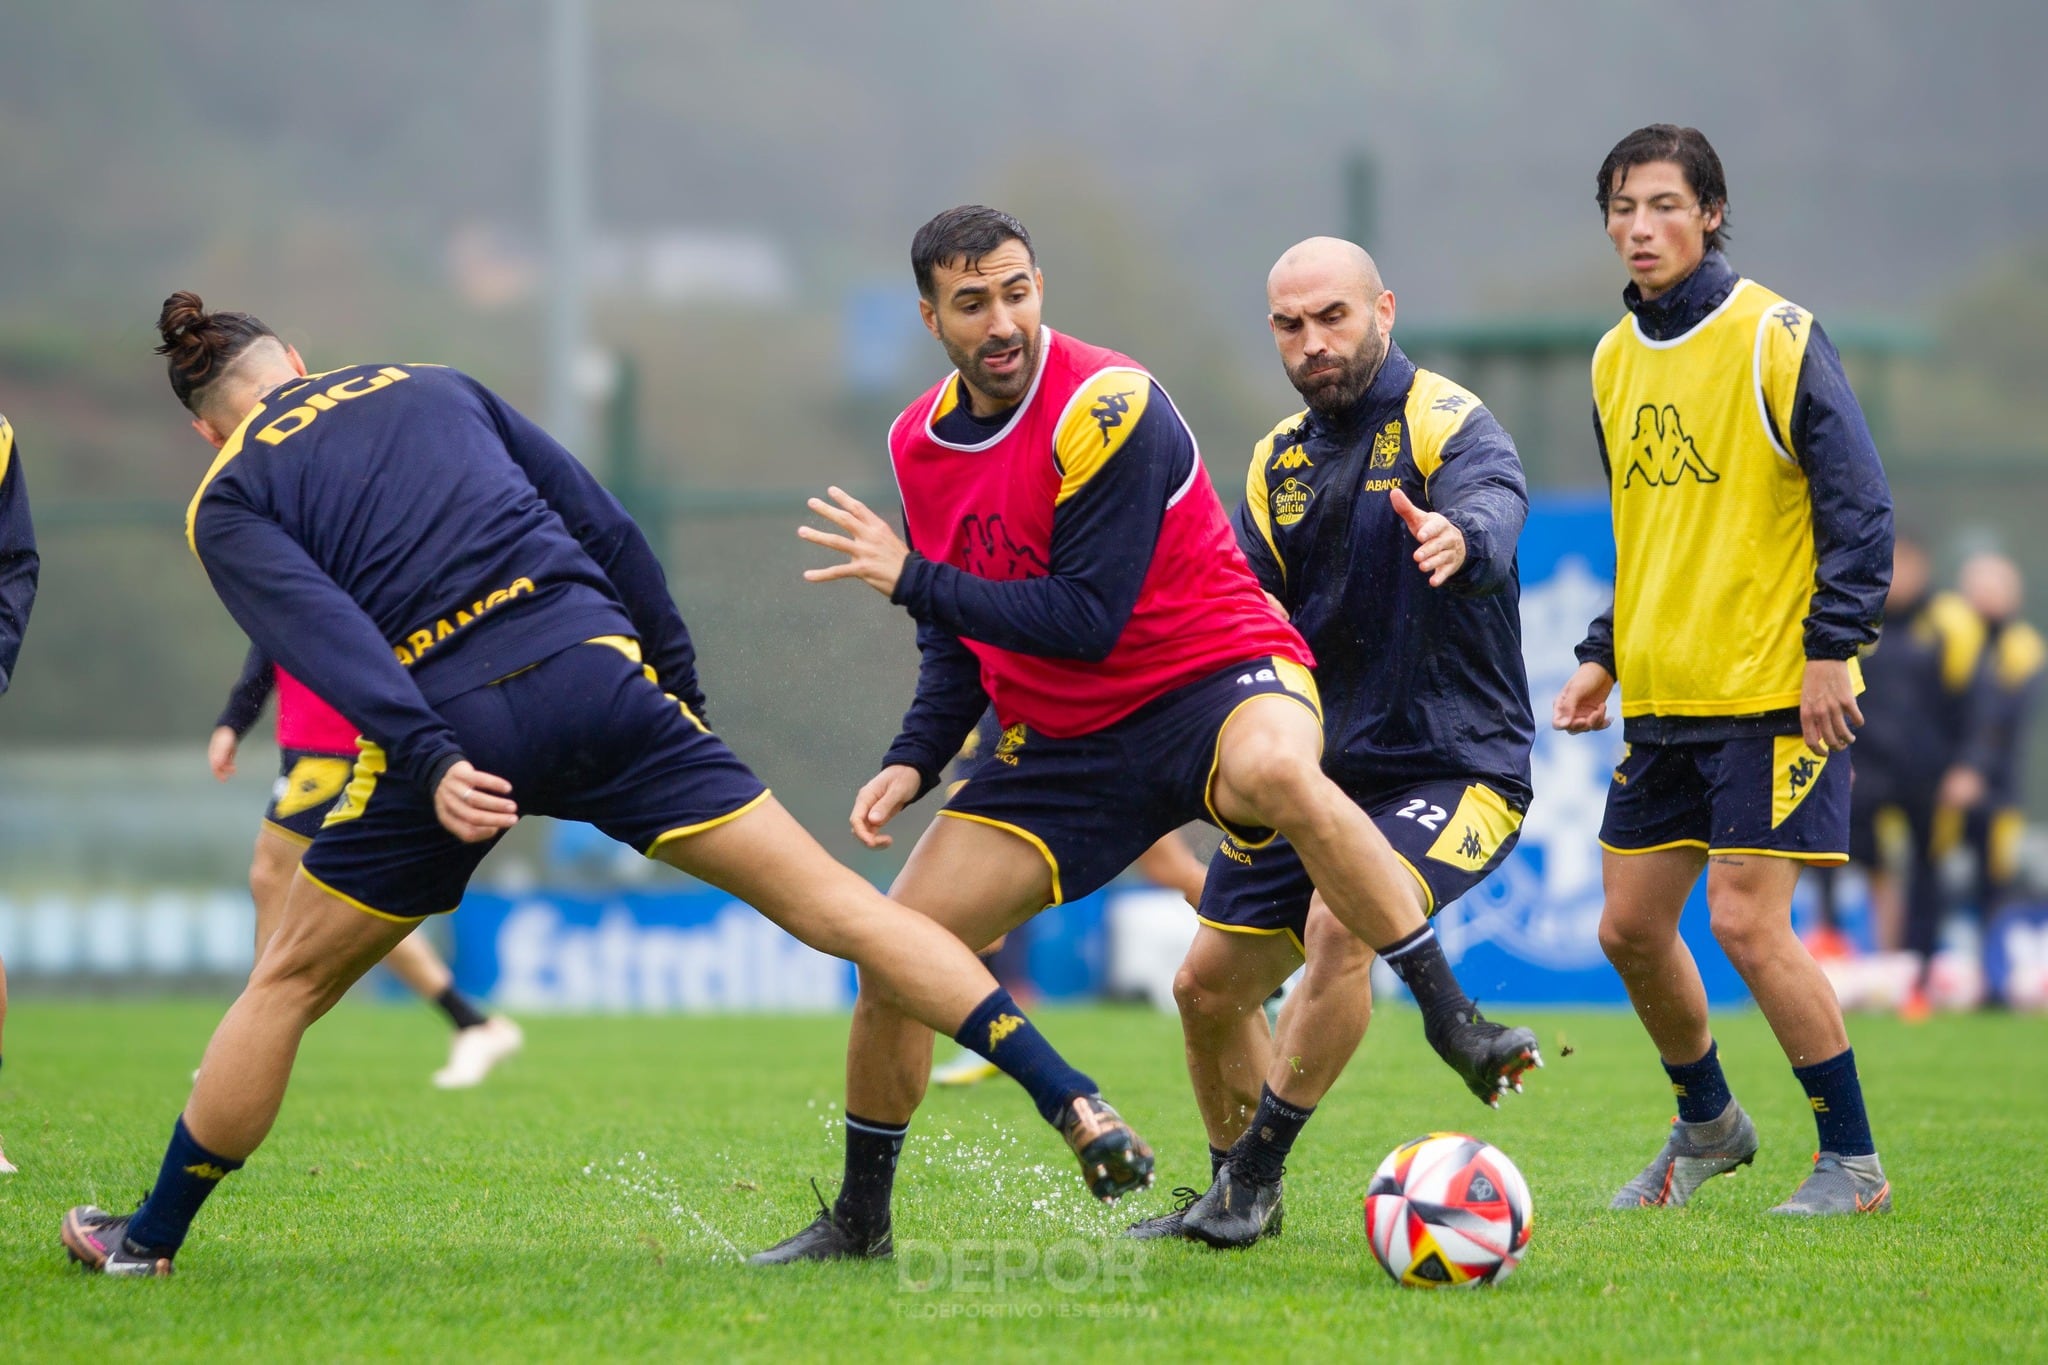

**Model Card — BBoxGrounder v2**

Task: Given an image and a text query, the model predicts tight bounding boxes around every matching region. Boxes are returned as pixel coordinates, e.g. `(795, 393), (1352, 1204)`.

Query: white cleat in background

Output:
(433, 1016), (524, 1090)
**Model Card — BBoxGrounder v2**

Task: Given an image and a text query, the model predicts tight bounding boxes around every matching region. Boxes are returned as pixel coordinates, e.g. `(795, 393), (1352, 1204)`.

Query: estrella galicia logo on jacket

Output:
(1273, 476), (1315, 526)
(987, 1013), (1026, 1047)
(1089, 389), (1136, 445)
(1621, 404), (1719, 487)
(1370, 420), (1402, 469)
(961, 514), (1049, 580)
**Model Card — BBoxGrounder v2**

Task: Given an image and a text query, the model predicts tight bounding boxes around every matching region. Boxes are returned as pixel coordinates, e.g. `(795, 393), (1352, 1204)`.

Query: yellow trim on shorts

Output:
(1203, 661), (1324, 850)
(299, 868), (435, 924)
(937, 809), (1064, 907)
(1598, 837), (1710, 856)
(1195, 914), (1306, 958)
(1706, 845), (1849, 866)
(643, 788), (773, 858)
(1391, 850), (1437, 915)
(260, 819), (315, 849)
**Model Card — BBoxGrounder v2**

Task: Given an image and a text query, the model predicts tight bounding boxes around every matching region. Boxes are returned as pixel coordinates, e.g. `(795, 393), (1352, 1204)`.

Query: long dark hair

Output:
(154, 291), (280, 412)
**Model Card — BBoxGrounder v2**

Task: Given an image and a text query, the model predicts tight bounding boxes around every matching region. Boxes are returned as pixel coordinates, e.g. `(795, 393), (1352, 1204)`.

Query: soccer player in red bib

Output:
(754, 207), (1539, 1264)
(211, 647), (522, 1088)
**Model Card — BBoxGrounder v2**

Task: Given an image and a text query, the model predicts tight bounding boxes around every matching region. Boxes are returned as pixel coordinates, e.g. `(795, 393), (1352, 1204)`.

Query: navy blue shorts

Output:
(1598, 735), (1849, 864)
(1198, 777), (1526, 949)
(940, 656), (1321, 905)
(301, 638), (769, 921)
(263, 747), (357, 845)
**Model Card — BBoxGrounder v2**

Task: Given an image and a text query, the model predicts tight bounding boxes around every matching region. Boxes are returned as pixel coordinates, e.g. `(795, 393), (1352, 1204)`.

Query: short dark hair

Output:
(154, 290), (280, 412)
(1596, 124), (1731, 253)
(910, 206), (1035, 301)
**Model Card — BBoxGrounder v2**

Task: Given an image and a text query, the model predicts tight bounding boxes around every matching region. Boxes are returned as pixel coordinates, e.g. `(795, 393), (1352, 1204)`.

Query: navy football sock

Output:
(432, 985), (489, 1032)
(1229, 1084), (1315, 1185)
(832, 1112), (908, 1238)
(955, 988), (1097, 1125)
(1794, 1048), (1877, 1157)
(1379, 925), (1473, 1037)
(126, 1116), (244, 1253)
(1209, 1145), (1229, 1179)
(1663, 1039), (1735, 1125)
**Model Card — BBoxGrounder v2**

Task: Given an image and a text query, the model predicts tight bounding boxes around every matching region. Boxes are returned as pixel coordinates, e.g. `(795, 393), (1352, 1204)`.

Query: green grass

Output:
(2, 1000), (2044, 1362)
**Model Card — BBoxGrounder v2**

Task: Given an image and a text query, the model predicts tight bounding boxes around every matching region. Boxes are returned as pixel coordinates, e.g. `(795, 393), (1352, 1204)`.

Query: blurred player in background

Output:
(0, 409), (40, 1175)
(62, 293), (1138, 1277)
(1952, 551), (2043, 1000)
(210, 645), (522, 1087)
(1131, 237), (1535, 1248)
(1554, 125), (1896, 1214)
(768, 206), (1538, 1265)
(1812, 535), (1984, 1016)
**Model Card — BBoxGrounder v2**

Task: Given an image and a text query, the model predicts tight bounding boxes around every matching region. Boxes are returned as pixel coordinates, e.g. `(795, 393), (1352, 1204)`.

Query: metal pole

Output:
(544, 0), (591, 455)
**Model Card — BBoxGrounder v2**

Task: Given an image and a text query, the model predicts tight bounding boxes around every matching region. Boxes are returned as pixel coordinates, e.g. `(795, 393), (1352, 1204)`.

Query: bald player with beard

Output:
(1132, 238), (1536, 1248)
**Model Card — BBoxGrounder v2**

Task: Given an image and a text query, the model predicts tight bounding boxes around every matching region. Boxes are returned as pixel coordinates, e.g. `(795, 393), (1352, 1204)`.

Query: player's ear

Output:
(1701, 202), (1724, 238)
(285, 344), (308, 377)
(1033, 267), (1045, 302)
(1377, 288), (1397, 332)
(191, 415), (227, 451)
(917, 296), (940, 340)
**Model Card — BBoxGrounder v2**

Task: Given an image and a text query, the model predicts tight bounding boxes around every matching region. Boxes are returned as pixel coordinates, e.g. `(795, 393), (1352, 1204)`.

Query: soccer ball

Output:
(1363, 1132), (1532, 1288)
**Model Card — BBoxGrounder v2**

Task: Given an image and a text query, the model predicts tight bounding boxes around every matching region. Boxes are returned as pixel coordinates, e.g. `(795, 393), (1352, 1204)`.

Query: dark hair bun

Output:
(154, 290), (279, 410)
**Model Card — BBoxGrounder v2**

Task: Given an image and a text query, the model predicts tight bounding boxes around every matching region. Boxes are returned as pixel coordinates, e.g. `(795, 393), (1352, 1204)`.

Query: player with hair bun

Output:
(60, 291), (1147, 1277)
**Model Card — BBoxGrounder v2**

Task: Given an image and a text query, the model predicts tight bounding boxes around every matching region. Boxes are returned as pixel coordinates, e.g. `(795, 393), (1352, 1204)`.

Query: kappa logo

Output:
(1787, 752), (1819, 798)
(961, 514), (1049, 580)
(1458, 827), (1483, 860)
(1273, 476), (1315, 526)
(1622, 404), (1720, 487)
(1773, 303), (1805, 337)
(1431, 394), (1469, 414)
(1370, 420), (1402, 469)
(987, 1013), (1027, 1048)
(993, 723), (1027, 766)
(1089, 389), (1136, 446)
(1273, 440), (1314, 471)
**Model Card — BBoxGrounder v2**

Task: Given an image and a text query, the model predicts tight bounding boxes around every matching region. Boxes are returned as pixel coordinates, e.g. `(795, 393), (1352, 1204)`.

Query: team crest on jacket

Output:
(1273, 476), (1315, 526)
(961, 513), (1048, 580)
(1621, 404), (1719, 487)
(1370, 420), (1402, 469)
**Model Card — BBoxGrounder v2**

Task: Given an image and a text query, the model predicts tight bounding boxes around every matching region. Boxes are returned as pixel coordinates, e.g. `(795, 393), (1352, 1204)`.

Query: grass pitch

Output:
(2, 999), (2043, 1362)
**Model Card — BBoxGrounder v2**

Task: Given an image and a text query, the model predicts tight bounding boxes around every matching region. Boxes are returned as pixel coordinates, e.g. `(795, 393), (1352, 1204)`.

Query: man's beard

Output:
(1287, 324), (1386, 417)
(942, 326), (1039, 407)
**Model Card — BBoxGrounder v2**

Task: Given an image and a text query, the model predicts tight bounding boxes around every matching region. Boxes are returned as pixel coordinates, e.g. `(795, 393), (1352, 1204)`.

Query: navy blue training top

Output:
(187, 362), (702, 793)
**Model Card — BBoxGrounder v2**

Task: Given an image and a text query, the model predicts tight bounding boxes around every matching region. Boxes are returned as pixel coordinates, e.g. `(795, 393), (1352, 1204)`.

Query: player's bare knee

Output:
(1598, 905), (1666, 967)
(1707, 894), (1787, 973)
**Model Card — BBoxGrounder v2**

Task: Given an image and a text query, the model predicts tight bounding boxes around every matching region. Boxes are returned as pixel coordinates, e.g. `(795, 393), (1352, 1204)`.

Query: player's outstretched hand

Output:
(434, 760), (519, 843)
(1552, 661), (1615, 733)
(850, 764), (922, 849)
(1800, 658), (1863, 756)
(1389, 488), (1467, 587)
(800, 486), (910, 598)
(207, 725), (239, 782)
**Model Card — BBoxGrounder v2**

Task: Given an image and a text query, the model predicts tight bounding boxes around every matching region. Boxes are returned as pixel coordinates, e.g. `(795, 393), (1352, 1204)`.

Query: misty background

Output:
(3, 0), (2046, 884)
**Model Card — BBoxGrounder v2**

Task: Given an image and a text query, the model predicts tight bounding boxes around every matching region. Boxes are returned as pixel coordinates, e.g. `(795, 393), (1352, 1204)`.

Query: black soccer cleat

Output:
(61, 1206), (175, 1278)
(1431, 1006), (1543, 1108)
(1056, 1094), (1155, 1202)
(1125, 1185), (1204, 1240)
(748, 1183), (892, 1266)
(1180, 1163), (1285, 1249)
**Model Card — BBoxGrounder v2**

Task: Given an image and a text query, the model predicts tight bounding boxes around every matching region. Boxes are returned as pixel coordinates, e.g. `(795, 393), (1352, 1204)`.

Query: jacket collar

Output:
(1624, 250), (1739, 342)
(1304, 340), (1416, 441)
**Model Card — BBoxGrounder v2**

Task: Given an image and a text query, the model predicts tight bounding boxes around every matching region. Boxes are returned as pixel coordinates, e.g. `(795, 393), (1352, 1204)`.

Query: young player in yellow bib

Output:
(1554, 126), (1896, 1215)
